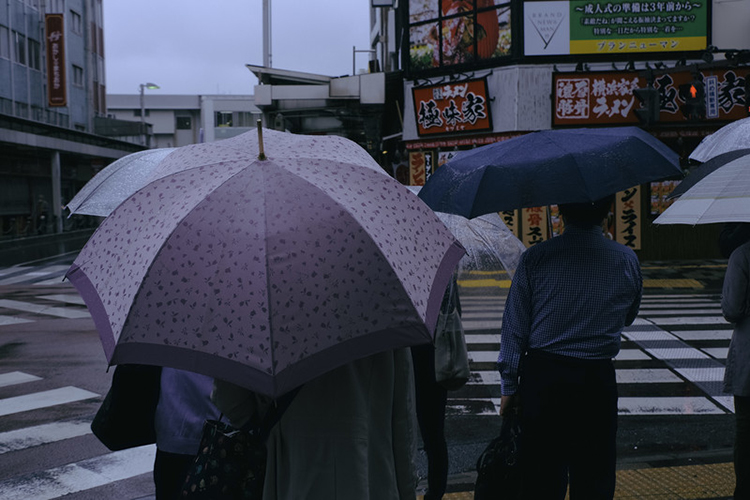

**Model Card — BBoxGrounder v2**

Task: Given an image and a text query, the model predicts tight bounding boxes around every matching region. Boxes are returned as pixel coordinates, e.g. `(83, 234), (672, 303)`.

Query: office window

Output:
(71, 11), (82, 34)
(72, 65), (83, 87)
(0, 26), (9, 60)
(176, 116), (192, 130)
(13, 31), (26, 65)
(27, 38), (40, 70)
(216, 111), (233, 127)
(235, 112), (256, 127)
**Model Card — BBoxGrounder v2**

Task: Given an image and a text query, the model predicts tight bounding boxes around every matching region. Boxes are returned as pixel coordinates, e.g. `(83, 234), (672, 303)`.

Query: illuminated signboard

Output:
(413, 78), (493, 136)
(525, 0), (708, 57)
(408, 0), (512, 73)
(553, 68), (750, 126)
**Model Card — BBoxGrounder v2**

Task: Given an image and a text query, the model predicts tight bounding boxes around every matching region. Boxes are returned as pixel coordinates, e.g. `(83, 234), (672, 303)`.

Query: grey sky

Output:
(104, 1), (372, 95)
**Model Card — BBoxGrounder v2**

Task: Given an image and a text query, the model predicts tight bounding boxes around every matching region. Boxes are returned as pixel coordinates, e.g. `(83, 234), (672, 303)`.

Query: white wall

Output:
(712, 0), (750, 52)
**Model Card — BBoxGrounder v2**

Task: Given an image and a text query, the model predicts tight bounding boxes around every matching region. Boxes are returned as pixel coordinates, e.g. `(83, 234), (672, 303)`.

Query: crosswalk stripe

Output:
(0, 420), (92, 454)
(0, 444), (156, 500)
(0, 387), (99, 417)
(0, 316), (33, 326)
(618, 397), (726, 415)
(648, 316), (729, 325)
(671, 330), (732, 340)
(0, 371), (42, 388)
(39, 294), (85, 306)
(0, 265), (69, 286)
(0, 266), (30, 277)
(0, 299), (90, 319)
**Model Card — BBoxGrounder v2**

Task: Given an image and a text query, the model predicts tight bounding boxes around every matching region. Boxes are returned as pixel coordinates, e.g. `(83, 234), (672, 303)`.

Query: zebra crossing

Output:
(0, 260), (736, 498)
(0, 370), (155, 500)
(452, 290), (735, 417)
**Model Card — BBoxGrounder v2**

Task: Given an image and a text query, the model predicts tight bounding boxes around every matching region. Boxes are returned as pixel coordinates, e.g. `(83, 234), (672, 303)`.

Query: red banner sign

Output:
(554, 67), (750, 126)
(413, 78), (493, 137)
(45, 14), (67, 107)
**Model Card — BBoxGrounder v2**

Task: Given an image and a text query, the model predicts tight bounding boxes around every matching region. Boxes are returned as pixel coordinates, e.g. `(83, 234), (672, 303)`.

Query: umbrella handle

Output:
(257, 119), (267, 161)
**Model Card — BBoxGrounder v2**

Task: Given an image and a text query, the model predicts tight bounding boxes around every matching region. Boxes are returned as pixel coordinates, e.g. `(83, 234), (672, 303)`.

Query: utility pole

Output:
(263, 0), (272, 67)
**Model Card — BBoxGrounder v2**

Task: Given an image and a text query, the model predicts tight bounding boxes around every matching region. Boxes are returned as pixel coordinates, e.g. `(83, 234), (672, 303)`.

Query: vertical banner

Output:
(522, 206), (548, 247)
(45, 14), (67, 107)
(409, 152), (426, 186)
(499, 210), (519, 239)
(616, 187), (641, 250)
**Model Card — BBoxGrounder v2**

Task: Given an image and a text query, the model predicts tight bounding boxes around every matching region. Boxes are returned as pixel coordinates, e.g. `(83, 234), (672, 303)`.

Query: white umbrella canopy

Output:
(65, 148), (177, 217)
(653, 154), (750, 225)
(406, 186), (526, 278)
(689, 117), (750, 163)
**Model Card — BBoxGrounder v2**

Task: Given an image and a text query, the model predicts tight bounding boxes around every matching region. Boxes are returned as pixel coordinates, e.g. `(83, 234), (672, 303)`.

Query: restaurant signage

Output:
(413, 78), (493, 136)
(553, 67), (750, 126)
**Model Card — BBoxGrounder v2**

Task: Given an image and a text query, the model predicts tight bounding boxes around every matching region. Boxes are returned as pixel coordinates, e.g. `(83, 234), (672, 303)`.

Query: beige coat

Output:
(212, 348), (418, 500)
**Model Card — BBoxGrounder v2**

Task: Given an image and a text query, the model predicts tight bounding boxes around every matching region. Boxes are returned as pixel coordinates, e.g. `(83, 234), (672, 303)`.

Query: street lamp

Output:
(139, 82), (159, 146)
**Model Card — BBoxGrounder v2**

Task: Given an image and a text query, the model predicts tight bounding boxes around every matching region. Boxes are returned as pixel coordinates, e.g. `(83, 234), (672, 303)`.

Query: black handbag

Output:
(474, 410), (523, 500)
(181, 388), (299, 500)
(90, 364), (162, 451)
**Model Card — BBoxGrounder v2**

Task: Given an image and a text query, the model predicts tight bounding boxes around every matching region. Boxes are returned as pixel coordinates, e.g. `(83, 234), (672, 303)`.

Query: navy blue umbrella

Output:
(418, 126), (683, 218)
(667, 148), (750, 200)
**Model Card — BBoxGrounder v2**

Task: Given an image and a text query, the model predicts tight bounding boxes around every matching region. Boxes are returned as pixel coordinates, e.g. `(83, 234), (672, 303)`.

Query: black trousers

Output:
(153, 449), (196, 500)
(412, 344), (449, 500)
(735, 395), (750, 500)
(519, 350), (618, 500)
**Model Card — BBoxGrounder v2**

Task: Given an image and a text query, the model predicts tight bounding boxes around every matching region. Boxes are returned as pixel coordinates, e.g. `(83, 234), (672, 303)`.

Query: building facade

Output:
(105, 94), (263, 148)
(0, 0), (141, 240)
(382, 0), (750, 260)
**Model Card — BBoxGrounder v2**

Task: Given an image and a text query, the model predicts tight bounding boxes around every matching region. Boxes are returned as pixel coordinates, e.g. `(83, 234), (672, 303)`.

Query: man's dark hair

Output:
(558, 195), (615, 227)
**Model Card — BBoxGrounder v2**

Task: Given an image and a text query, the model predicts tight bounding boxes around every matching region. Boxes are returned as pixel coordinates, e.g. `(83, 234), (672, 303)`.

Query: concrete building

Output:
(0, 0), (142, 240)
(105, 94), (263, 148)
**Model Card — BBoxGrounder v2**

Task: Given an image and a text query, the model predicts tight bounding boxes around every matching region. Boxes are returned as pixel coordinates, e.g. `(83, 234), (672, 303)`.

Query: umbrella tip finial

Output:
(257, 119), (267, 161)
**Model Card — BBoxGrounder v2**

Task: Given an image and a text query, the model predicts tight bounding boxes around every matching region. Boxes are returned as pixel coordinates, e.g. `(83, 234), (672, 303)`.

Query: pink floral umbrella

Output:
(66, 130), (464, 398)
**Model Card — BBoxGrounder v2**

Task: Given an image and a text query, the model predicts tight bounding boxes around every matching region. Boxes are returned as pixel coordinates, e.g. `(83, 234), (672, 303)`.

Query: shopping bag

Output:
(181, 420), (267, 500)
(474, 411), (523, 499)
(434, 278), (470, 390)
(181, 387), (300, 499)
(90, 364), (161, 451)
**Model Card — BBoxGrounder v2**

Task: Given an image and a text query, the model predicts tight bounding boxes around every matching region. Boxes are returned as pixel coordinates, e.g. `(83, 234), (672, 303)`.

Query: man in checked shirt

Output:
(497, 195), (642, 500)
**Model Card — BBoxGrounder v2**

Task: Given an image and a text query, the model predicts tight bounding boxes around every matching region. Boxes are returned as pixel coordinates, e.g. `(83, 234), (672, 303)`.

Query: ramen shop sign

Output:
(413, 78), (493, 137)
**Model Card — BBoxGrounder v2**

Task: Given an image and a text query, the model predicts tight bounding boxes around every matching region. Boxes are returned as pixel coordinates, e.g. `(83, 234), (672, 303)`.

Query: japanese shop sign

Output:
(524, 0), (708, 57)
(553, 68), (750, 126)
(45, 14), (67, 107)
(615, 186), (641, 250)
(522, 207), (549, 247)
(409, 151), (431, 185)
(555, 71), (640, 125)
(500, 210), (520, 239)
(413, 79), (493, 137)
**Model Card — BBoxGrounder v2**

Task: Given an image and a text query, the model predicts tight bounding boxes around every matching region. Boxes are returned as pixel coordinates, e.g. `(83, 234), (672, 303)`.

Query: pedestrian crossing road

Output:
(0, 259), (736, 499)
(455, 291), (734, 417)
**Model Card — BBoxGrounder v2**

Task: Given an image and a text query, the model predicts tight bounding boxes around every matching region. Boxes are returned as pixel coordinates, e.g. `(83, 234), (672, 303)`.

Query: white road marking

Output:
(0, 299), (90, 319)
(0, 444), (156, 500)
(0, 316), (33, 326)
(0, 387), (99, 417)
(0, 420), (92, 454)
(0, 371), (42, 388)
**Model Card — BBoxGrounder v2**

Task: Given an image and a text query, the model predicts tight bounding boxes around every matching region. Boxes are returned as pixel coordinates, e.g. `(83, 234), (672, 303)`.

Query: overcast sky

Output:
(104, 1), (372, 95)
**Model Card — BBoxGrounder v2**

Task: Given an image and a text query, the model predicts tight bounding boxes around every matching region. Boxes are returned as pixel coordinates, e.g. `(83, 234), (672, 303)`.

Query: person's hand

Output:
(499, 394), (518, 416)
